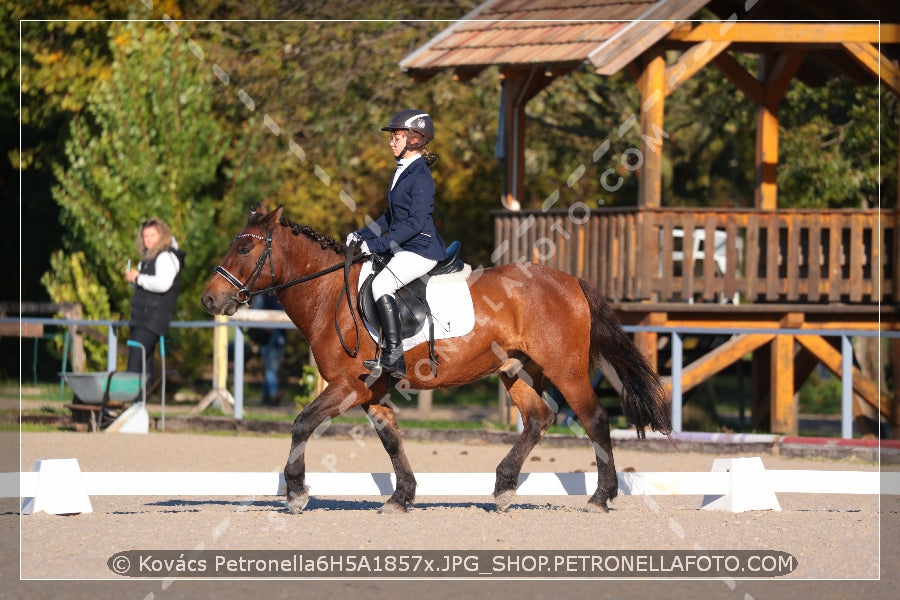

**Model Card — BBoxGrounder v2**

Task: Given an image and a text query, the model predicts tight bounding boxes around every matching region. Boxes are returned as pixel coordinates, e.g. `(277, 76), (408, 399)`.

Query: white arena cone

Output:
(21, 458), (93, 515)
(700, 457), (781, 512)
(105, 402), (149, 434)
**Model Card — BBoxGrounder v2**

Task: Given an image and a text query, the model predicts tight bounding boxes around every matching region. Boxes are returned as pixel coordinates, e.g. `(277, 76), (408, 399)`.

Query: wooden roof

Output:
(400, 0), (900, 87)
(401, 0), (711, 77)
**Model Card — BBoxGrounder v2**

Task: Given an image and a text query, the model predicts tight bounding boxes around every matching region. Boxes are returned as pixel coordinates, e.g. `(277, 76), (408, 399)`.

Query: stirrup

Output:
(363, 357), (406, 379)
(363, 358), (383, 378)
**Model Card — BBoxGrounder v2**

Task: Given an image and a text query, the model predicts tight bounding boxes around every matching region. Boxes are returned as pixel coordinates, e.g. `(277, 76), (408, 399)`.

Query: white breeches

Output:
(371, 251), (438, 301)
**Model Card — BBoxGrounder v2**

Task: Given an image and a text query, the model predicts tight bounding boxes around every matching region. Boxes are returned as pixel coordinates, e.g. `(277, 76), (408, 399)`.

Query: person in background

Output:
(249, 291), (287, 406)
(125, 217), (184, 379)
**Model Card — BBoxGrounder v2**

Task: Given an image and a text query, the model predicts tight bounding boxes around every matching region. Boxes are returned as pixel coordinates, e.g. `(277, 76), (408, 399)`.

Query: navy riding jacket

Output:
(354, 156), (446, 261)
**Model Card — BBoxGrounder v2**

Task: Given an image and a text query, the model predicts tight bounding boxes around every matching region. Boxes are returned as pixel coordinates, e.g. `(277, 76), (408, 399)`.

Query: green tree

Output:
(778, 77), (894, 208)
(42, 20), (253, 370)
(172, 11), (497, 264)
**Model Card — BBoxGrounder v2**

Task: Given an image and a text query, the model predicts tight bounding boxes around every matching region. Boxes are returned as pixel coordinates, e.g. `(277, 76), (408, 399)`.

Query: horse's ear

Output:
(249, 203), (267, 224)
(271, 205), (284, 223)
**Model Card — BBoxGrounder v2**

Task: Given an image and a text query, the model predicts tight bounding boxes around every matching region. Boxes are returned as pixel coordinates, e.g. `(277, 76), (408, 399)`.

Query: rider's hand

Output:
(345, 232), (360, 247)
(359, 241), (371, 255)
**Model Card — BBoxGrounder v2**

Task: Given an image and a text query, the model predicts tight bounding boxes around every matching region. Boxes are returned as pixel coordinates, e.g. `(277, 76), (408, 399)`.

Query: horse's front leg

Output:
(364, 397), (417, 513)
(285, 382), (364, 513)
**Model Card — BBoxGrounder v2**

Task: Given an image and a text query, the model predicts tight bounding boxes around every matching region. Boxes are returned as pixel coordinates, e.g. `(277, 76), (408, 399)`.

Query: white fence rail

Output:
(3, 457), (897, 516)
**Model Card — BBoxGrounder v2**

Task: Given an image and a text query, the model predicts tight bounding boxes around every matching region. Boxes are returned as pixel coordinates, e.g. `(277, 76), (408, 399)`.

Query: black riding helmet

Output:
(382, 109), (434, 150)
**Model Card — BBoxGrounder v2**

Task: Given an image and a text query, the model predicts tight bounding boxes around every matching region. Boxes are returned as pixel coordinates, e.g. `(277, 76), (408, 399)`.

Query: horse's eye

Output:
(238, 245), (252, 256)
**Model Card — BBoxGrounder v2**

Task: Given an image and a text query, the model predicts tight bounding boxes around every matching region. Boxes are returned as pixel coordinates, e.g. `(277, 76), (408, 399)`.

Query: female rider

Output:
(347, 109), (446, 378)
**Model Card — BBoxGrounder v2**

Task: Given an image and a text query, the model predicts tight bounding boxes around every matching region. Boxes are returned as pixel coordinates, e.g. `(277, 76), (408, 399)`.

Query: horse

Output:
(201, 204), (671, 514)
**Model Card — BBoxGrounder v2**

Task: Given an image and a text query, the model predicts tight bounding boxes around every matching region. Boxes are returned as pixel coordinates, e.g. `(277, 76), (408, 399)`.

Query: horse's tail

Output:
(578, 279), (672, 438)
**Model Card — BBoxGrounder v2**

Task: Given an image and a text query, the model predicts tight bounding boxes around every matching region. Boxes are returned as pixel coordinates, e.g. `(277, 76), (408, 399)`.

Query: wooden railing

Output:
(492, 208), (897, 304)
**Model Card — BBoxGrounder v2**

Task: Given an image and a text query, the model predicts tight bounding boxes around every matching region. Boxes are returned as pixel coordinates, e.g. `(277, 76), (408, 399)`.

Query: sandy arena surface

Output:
(3, 431), (898, 600)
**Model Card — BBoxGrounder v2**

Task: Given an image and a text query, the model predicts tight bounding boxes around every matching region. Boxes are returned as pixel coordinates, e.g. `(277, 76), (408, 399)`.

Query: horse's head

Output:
(201, 203), (284, 316)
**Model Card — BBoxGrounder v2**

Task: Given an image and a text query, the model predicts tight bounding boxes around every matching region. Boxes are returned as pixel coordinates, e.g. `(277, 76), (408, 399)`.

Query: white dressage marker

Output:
(21, 459), (93, 515)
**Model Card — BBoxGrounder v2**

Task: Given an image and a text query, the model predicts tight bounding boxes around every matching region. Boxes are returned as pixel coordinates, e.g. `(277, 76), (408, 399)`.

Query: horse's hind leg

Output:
(365, 399), (417, 513)
(494, 363), (555, 511)
(555, 375), (617, 512)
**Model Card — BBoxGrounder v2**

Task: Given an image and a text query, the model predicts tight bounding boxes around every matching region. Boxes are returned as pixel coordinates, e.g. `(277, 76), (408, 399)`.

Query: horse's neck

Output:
(276, 238), (349, 344)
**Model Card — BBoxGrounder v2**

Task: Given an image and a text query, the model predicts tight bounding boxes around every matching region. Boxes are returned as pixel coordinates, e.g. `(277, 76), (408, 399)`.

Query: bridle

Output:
(214, 231), (276, 305)
(213, 227), (366, 357)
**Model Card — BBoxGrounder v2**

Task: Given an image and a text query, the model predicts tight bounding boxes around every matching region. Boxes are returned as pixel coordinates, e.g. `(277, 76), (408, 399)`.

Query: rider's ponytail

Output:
(422, 148), (438, 167)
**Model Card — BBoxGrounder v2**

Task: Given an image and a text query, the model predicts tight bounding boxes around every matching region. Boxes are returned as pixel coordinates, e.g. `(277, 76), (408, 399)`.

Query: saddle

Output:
(358, 240), (464, 340)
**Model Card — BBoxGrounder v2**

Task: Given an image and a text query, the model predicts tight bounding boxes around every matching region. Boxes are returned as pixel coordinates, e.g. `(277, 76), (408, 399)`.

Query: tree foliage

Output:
(43, 20), (253, 370)
(778, 78), (894, 208)
(6, 0), (897, 381)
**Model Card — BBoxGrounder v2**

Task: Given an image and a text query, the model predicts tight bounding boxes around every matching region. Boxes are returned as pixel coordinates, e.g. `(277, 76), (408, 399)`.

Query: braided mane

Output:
(277, 215), (345, 256)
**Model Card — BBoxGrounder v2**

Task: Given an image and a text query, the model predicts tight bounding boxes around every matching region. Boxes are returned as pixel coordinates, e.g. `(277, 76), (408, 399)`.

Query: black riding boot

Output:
(363, 295), (406, 378)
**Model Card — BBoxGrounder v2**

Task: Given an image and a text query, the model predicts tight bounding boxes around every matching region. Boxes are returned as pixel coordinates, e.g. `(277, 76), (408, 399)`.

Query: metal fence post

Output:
(671, 332), (683, 433)
(841, 335), (853, 439)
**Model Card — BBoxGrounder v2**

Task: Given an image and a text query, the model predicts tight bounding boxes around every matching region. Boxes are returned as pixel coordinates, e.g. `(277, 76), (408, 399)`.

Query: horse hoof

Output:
(286, 487), (310, 514)
(494, 489), (516, 512)
(378, 501), (408, 514)
(585, 499), (610, 513)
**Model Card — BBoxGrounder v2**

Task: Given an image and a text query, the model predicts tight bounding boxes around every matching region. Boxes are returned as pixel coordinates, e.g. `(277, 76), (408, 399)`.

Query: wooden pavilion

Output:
(399, 0), (900, 435)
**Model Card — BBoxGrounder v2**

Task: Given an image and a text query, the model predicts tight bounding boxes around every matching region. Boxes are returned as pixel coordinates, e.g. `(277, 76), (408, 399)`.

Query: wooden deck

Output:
(493, 207), (894, 305)
(493, 208), (899, 435)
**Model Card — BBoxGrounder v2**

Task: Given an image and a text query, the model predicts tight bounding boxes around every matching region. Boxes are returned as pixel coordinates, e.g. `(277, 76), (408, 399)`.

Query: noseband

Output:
(214, 231), (275, 304)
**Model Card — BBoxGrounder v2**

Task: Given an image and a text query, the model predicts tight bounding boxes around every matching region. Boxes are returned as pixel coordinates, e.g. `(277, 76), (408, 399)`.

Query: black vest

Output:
(130, 248), (185, 336)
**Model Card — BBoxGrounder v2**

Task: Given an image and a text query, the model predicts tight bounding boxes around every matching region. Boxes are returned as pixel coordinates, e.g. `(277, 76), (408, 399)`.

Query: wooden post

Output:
(769, 333), (797, 434)
(755, 51), (805, 210)
(498, 68), (554, 211)
(769, 312), (803, 434)
(754, 103), (779, 209)
(417, 389), (433, 419)
(750, 344), (770, 431)
(196, 315), (235, 414)
(638, 49), (665, 209)
(636, 312), (665, 371)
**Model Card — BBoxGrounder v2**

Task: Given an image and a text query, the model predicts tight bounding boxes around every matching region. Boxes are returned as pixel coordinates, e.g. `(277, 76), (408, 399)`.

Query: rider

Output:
(346, 109), (446, 378)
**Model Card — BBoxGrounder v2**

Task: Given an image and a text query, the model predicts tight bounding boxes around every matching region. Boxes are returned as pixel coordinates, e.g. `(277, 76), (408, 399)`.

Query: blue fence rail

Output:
(3, 317), (895, 438)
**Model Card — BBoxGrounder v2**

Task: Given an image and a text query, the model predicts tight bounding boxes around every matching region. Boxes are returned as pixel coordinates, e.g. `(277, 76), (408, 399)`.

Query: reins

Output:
(214, 228), (367, 358)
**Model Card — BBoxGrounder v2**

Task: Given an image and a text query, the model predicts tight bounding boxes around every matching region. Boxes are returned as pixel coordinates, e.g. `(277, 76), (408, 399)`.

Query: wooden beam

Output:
(712, 53), (764, 105)
(667, 23), (894, 44)
(795, 334), (896, 424)
(452, 68), (484, 83)
(679, 333), (775, 394)
(638, 49), (665, 209)
(664, 41), (731, 96)
(841, 41), (900, 97)
(0, 322), (43, 338)
(764, 51), (807, 106)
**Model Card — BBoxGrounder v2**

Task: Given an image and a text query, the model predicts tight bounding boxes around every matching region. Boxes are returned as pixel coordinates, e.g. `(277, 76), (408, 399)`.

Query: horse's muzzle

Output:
(200, 292), (238, 316)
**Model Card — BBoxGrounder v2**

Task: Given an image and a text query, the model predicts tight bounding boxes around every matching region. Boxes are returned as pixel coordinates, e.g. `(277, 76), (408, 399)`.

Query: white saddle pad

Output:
(358, 260), (475, 351)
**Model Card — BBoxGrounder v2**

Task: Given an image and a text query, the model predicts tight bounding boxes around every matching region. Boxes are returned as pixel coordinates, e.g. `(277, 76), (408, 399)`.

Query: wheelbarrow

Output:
(58, 340), (155, 433)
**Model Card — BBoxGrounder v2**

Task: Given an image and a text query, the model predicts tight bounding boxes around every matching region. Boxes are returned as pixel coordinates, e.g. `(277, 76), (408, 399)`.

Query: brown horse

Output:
(201, 204), (671, 514)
